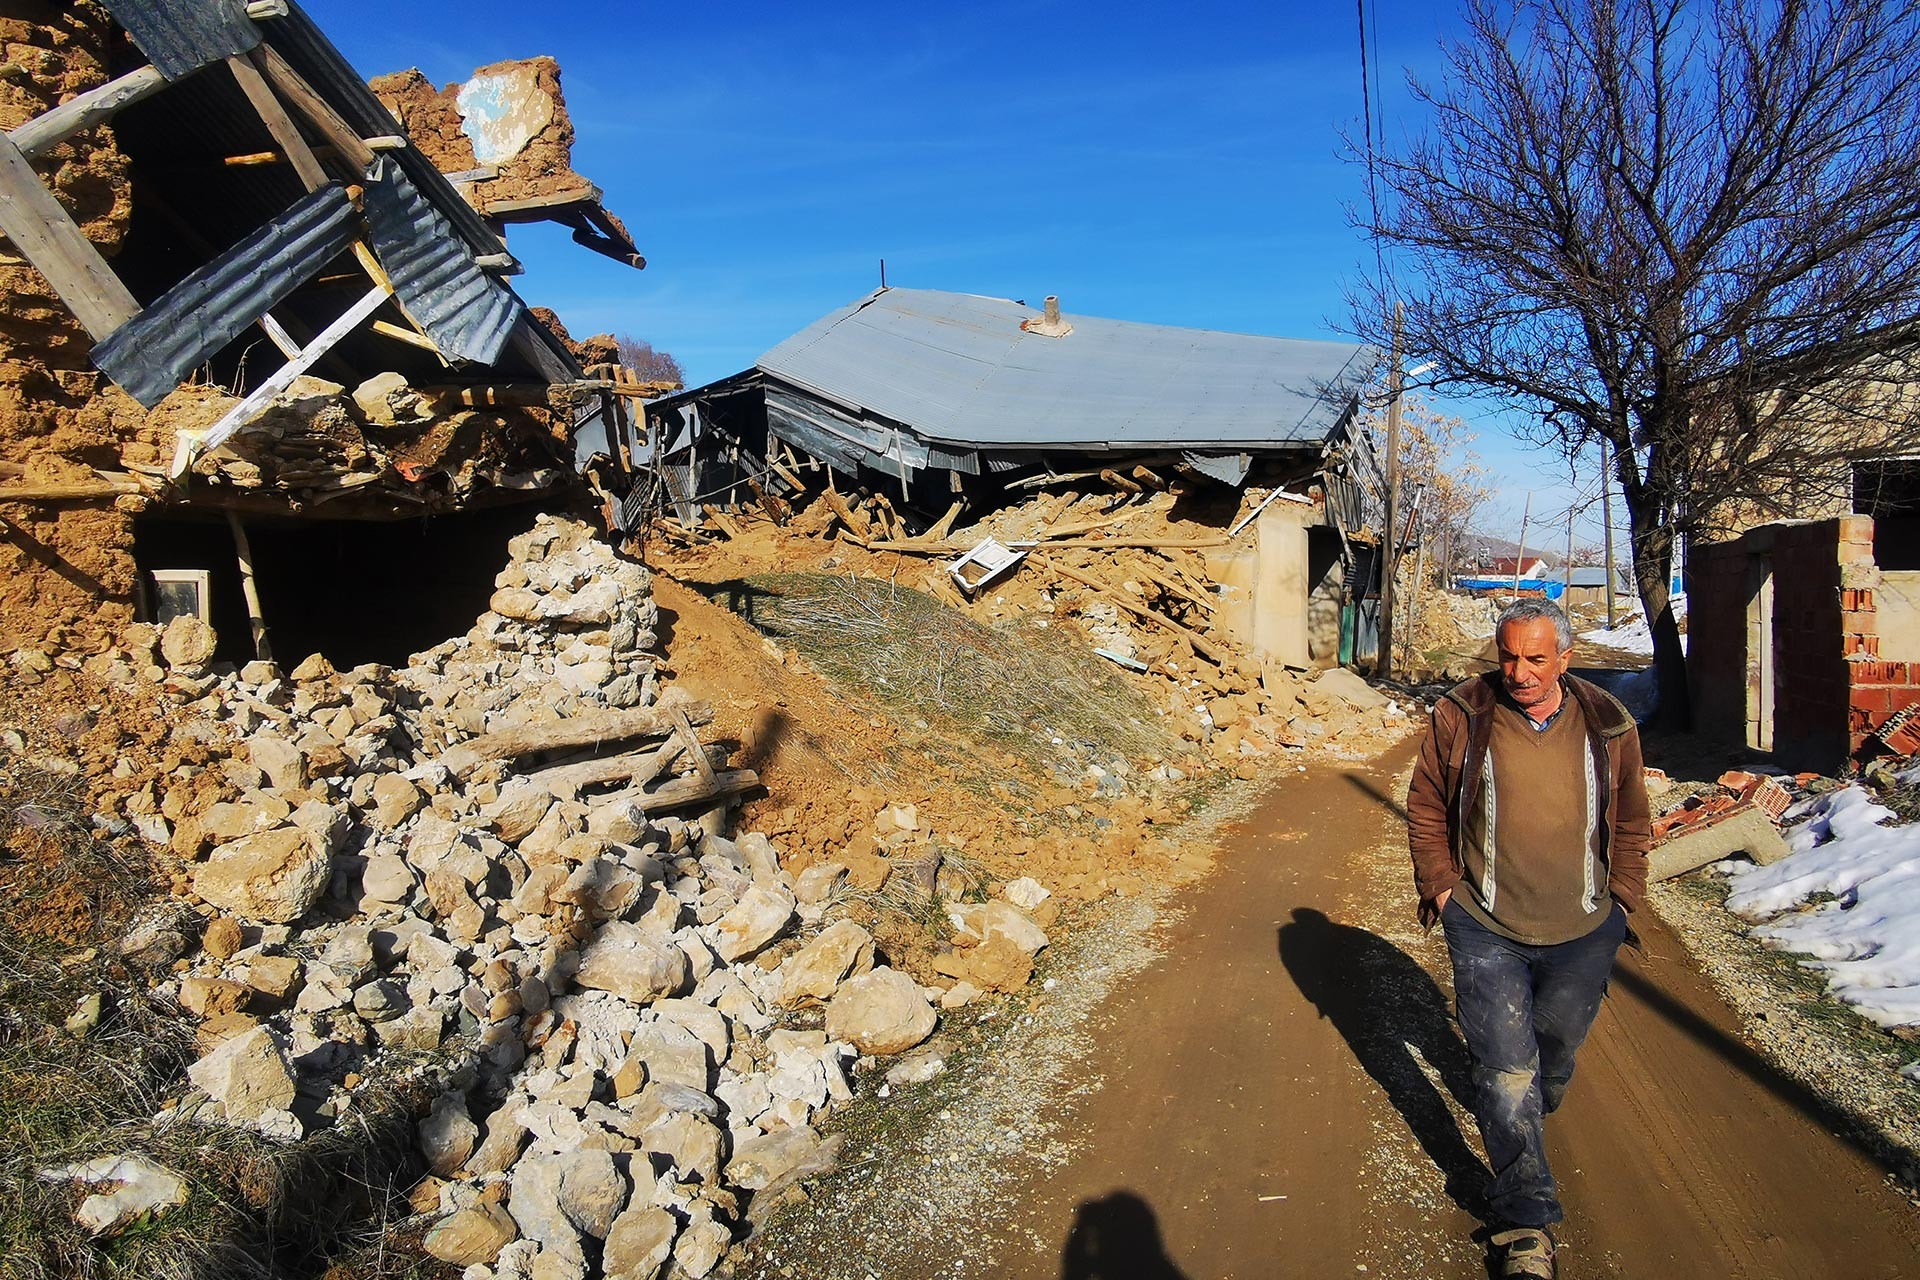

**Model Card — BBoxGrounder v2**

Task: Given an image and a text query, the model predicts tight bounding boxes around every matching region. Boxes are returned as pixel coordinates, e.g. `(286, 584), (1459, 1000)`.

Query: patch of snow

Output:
(1581, 595), (1688, 655)
(1723, 785), (1920, 1028)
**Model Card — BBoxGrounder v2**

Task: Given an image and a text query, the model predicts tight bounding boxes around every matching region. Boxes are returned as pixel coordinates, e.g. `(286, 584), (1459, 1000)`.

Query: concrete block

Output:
(1649, 806), (1792, 883)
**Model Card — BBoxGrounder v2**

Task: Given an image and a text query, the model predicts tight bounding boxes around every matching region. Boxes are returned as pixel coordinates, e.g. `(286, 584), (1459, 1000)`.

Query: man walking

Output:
(1405, 598), (1650, 1278)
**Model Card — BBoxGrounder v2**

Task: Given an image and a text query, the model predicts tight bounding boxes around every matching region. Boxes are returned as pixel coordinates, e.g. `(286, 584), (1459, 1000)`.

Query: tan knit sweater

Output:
(1453, 697), (1615, 945)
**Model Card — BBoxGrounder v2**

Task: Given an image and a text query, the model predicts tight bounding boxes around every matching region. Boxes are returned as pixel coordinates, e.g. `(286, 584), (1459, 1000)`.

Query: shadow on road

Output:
(1341, 770), (1410, 824)
(1278, 908), (1491, 1221)
(1058, 1190), (1189, 1280)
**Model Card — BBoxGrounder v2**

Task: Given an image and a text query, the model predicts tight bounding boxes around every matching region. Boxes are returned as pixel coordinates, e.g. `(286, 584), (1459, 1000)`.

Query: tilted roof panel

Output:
(756, 288), (1378, 451)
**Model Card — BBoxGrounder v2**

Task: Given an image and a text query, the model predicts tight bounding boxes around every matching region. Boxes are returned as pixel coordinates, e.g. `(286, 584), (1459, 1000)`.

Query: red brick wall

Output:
(1686, 516), (1911, 771)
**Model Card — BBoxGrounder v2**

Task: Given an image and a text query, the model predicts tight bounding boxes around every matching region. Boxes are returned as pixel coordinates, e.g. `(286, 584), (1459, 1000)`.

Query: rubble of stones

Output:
(54, 515), (1060, 1279)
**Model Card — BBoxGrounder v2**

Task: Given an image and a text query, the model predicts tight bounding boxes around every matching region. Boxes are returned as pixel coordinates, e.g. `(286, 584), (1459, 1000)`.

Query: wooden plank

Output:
(252, 46), (376, 173)
(1033, 554), (1232, 665)
(369, 318), (442, 352)
(437, 700), (714, 778)
(10, 65), (168, 161)
(226, 512), (272, 662)
(481, 186), (602, 217)
(225, 54), (327, 191)
(0, 132), (138, 340)
(668, 706), (717, 785)
(257, 312), (300, 358)
(0, 480), (140, 502)
(175, 283), (390, 476)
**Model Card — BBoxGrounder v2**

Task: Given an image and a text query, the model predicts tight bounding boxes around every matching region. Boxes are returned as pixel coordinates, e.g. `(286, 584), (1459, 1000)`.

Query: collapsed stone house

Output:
(0, 0), (649, 669)
(643, 287), (1383, 668)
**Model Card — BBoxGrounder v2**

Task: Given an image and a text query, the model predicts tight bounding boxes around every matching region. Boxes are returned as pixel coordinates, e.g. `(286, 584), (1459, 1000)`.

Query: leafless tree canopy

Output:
(1352, 0), (1920, 721)
(614, 335), (686, 386)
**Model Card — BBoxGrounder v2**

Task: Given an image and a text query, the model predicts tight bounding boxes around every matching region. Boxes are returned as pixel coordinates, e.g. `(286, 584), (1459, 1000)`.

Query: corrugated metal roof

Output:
(756, 288), (1377, 451)
(260, 3), (514, 267)
(364, 159), (518, 365)
(102, 0), (260, 81)
(93, 183), (357, 407)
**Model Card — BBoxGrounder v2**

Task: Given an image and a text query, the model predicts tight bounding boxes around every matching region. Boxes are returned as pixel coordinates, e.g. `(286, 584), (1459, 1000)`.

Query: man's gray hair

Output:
(1497, 597), (1573, 651)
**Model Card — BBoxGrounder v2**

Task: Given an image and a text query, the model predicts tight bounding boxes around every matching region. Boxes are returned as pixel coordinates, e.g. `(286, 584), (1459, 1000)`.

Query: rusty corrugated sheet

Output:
(92, 184), (357, 407)
(101, 0), (260, 81)
(363, 159), (518, 366)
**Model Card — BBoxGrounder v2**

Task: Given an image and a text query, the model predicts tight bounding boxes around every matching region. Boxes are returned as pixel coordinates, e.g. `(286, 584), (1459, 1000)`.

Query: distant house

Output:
(1484, 556), (1551, 580)
(645, 287), (1383, 667)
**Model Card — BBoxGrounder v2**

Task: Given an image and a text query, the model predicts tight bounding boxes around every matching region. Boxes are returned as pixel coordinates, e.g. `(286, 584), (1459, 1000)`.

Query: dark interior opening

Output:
(134, 503), (554, 670)
(1855, 459), (1920, 570)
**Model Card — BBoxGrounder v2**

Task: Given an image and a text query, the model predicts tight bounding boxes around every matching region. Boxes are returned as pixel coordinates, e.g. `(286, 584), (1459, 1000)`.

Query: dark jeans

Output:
(1440, 897), (1627, 1228)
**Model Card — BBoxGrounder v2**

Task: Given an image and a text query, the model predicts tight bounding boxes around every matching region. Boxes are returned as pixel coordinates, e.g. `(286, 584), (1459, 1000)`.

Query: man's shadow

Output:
(1059, 1190), (1189, 1280)
(1278, 908), (1491, 1221)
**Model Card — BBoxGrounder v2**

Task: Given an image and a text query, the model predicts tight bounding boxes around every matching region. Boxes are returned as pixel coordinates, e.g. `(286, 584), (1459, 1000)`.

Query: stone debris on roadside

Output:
(50, 514), (1086, 1274)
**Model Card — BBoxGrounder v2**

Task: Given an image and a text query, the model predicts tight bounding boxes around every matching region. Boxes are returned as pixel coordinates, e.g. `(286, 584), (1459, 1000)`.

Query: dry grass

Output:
(0, 756), (445, 1280)
(710, 573), (1175, 768)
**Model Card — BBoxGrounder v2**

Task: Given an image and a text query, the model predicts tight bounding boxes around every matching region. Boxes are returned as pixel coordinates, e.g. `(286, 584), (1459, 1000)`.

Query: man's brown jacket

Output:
(1406, 672), (1651, 928)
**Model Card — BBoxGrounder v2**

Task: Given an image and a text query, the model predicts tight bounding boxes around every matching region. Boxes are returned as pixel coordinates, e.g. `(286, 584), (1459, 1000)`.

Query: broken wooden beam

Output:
(0, 132), (139, 340)
(437, 700), (714, 778)
(635, 767), (760, 814)
(226, 53), (328, 191)
(1033, 554), (1233, 665)
(252, 45), (378, 173)
(176, 283), (392, 477)
(528, 740), (684, 800)
(9, 65), (169, 161)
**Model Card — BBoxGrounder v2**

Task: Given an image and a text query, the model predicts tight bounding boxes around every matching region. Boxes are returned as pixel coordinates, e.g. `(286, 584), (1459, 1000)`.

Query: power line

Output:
(1356, 0), (1387, 294)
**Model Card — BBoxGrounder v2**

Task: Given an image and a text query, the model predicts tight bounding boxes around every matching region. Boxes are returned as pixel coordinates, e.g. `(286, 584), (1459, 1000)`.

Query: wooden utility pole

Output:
(1379, 301), (1404, 680)
(1513, 491), (1533, 592)
(1601, 439), (1619, 628)
(1565, 497), (1576, 597)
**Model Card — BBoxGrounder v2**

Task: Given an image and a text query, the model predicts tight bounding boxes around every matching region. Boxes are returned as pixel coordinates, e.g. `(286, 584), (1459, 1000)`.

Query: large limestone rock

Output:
(186, 1024), (297, 1127)
(424, 1203), (518, 1266)
(509, 1151), (626, 1246)
(160, 615), (217, 675)
(602, 1204), (677, 1280)
(775, 921), (874, 1006)
(193, 827), (331, 924)
(572, 923), (690, 1004)
(949, 900), (1048, 954)
(418, 1090), (478, 1176)
(726, 1127), (843, 1192)
(825, 967), (937, 1055)
(1308, 666), (1390, 710)
(712, 883), (795, 962)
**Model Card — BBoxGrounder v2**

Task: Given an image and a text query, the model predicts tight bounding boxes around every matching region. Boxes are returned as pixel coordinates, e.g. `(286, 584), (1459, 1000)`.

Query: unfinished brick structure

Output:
(1689, 514), (1920, 770)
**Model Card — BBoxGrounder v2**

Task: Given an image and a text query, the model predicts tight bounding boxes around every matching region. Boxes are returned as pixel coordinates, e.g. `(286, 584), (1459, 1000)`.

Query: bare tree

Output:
(1351, 0), (1920, 725)
(614, 335), (686, 386)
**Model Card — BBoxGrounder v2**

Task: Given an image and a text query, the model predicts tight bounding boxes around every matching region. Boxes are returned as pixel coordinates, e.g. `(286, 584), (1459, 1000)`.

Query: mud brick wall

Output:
(0, 1), (141, 653)
(1690, 515), (1920, 769)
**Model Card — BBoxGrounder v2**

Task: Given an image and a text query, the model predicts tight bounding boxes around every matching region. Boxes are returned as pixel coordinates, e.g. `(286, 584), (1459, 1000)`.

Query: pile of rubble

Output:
(1647, 768), (1795, 882)
(46, 515), (1070, 1279)
(115, 373), (571, 515)
(647, 485), (1413, 773)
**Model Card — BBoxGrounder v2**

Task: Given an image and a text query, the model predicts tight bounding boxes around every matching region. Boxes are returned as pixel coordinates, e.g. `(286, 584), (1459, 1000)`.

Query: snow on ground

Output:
(1723, 780), (1920, 1029)
(1581, 594), (1688, 655)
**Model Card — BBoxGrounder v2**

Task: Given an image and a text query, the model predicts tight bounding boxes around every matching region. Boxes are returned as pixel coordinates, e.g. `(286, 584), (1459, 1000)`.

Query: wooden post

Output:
(226, 53), (328, 191)
(1601, 438), (1619, 629)
(252, 46), (376, 172)
(227, 511), (272, 662)
(1513, 491), (1533, 593)
(9, 65), (169, 160)
(0, 132), (138, 340)
(1379, 301), (1403, 680)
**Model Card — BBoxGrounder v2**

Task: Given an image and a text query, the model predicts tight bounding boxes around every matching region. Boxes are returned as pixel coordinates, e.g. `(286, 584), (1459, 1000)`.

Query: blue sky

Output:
(308, 0), (1607, 546)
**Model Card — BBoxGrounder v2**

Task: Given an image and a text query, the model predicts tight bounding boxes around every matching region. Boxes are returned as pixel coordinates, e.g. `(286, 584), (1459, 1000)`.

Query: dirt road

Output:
(975, 743), (1920, 1279)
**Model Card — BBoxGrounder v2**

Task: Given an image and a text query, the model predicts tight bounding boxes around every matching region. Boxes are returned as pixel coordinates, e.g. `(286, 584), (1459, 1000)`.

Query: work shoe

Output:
(1489, 1226), (1556, 1279)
